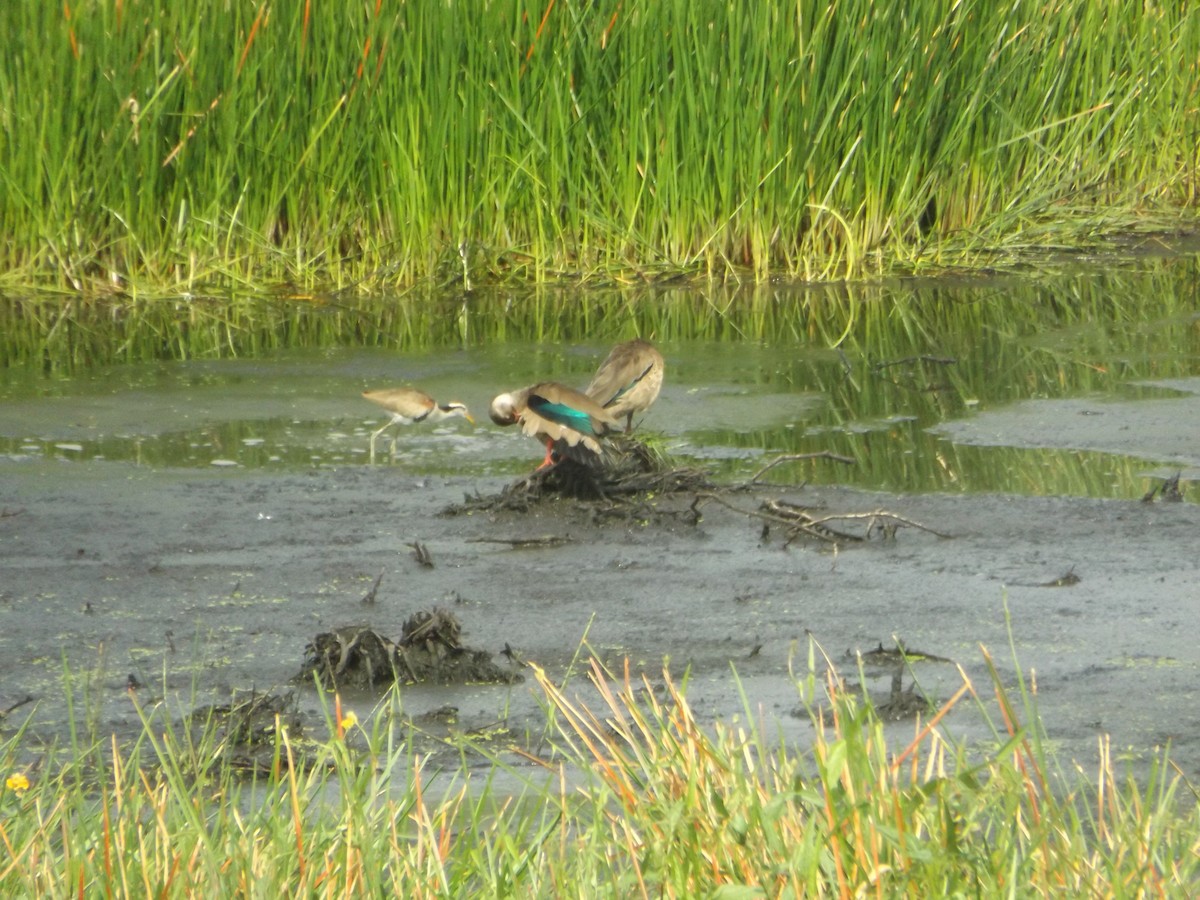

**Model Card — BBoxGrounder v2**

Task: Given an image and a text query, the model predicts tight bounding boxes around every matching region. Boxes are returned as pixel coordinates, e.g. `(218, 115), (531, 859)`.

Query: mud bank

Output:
(2, 457), (1197, 776)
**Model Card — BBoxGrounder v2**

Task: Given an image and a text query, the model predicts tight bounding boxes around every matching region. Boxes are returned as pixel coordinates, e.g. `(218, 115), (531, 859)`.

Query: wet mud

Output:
(3, 445), (1198, 781)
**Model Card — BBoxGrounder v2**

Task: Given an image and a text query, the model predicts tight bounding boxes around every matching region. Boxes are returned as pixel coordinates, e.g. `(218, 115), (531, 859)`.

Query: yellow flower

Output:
(6, 773), (30, 796)
(340, 711), (359, 731)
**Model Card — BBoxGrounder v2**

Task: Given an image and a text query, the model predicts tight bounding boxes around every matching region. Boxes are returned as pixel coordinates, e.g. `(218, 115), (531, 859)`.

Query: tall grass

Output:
(3, 643), (1198, 894)
(0, 1), (1196, 294)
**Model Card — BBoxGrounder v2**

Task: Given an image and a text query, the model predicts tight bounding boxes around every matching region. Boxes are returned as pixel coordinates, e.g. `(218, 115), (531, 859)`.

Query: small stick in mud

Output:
(361, 570), (385, 604)
(0, 694), (34, 720)
(696, 493), (952, 546)
(779, 506), (954, 545)
(501, 642), (528, 667)
(468, 535), (575, 549)
(1039, 567), (1081, 587)
(409, 541), (434, 568)
(1142, 471), (1184, 503)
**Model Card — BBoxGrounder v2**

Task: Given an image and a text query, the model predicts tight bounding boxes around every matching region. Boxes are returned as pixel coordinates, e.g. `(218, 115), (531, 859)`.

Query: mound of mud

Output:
(296, 608), (521, 690)
(446, 436), (713, 513)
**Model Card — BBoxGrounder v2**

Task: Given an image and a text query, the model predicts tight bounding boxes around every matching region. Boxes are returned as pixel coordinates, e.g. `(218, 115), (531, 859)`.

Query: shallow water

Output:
(3, 254), (1199, 498)
(2, 250), (1200, 787)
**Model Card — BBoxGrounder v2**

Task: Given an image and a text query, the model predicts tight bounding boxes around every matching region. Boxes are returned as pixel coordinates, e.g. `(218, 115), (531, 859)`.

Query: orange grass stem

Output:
(601, 3), (621, 49)
(237, 4), (267, 76)
(523, 0), (557, 66)
(62, 2), (79, 59)
(890, 675), (971, 772)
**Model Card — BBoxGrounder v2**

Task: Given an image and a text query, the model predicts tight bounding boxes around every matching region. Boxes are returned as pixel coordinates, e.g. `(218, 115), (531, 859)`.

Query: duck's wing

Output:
(526, 383), (620, 440)
(586, 341), (664, 411)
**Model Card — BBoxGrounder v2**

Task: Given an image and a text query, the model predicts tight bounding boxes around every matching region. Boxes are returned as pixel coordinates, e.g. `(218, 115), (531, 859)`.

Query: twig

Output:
(361, 570), (385, 604)
(409, 542), (434, 568)
(468, 536), (574, 548)
(697, 493), (952, 545)
(801, 509), (955, 540)
(694, 492), (816, 528)
(0, 695), (34, 719)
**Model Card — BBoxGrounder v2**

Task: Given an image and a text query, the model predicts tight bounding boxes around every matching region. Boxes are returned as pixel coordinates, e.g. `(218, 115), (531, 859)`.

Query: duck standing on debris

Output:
(489, 382), (622, 468)
(585, 339), (664, 434)
(361, 387), (474, 462)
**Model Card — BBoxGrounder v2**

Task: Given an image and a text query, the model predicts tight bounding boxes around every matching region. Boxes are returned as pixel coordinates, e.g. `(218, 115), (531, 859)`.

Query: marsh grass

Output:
(3, 638), (1198, 895)
(1, 1), (1197, 294)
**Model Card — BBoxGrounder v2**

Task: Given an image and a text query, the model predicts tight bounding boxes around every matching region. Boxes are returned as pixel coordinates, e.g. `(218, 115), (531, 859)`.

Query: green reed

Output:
(0, 1), (1196, 294)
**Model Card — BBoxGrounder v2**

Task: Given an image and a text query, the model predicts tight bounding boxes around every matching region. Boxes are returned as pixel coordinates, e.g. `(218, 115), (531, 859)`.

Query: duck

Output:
(489, 382), (622, 467)
(584, 339), (664, 434)
(361, 387), (474, 462)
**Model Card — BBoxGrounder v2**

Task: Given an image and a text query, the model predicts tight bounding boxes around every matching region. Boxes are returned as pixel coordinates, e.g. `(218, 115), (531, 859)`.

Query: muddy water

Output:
(2, 252), (1200, 782)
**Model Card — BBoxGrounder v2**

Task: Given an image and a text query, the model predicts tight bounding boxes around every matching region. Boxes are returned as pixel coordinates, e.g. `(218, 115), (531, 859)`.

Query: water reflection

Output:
(2, 252), (1198, 499)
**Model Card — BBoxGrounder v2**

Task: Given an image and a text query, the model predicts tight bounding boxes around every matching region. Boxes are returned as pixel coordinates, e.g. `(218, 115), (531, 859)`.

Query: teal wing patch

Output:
(529, 396), (596, 435)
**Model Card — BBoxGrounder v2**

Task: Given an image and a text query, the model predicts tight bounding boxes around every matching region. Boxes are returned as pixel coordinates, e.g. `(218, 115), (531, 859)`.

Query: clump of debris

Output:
(296, 608), (521, 690)
(446, 436), (713, 514)
(184, 690), (304, 774)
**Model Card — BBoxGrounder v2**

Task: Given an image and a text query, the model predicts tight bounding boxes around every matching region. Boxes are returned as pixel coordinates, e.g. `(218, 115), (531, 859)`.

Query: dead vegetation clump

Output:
(184, 690), (304, 773)
(444, 443), (947, 548)
(295, 608), (521, 690)
(445, 436), (712, 514)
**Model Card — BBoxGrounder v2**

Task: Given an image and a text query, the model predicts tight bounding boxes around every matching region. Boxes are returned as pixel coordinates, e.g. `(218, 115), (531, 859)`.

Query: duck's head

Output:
(489, 392), (520, 426)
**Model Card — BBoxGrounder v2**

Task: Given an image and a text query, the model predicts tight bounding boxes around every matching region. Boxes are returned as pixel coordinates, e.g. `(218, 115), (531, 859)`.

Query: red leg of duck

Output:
(536, 439), (556, 470)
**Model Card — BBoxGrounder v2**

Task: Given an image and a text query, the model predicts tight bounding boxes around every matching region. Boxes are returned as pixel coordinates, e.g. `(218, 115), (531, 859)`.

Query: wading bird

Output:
(584, 339), (664, 433)
(361, 387), (473, 462)
(489, 382), (622, 467)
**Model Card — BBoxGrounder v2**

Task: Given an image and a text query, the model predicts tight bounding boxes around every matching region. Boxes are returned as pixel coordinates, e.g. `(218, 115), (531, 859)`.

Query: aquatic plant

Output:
(0, 1), (1196, 294)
